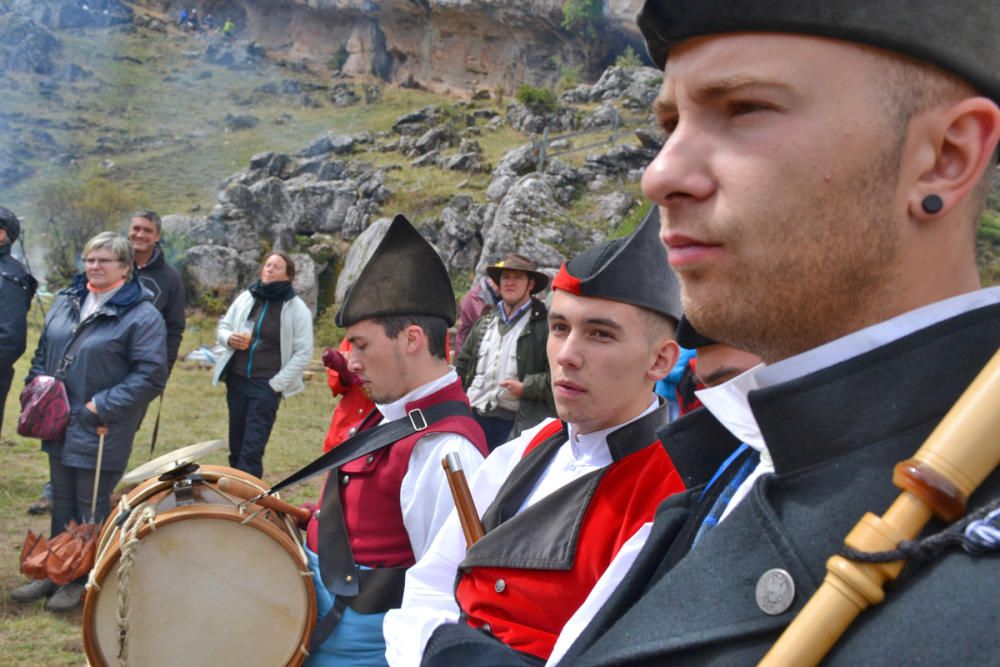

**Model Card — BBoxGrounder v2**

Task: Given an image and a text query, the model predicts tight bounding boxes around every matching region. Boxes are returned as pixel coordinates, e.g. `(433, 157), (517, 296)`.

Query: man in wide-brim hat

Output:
(404, 2), (1000, 666)
(455, 252), (555, 450)
(302, 215), (489, 666)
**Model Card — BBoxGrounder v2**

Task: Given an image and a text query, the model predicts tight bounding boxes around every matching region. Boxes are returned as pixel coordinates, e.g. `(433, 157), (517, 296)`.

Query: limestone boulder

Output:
(180, 245), (256, 303)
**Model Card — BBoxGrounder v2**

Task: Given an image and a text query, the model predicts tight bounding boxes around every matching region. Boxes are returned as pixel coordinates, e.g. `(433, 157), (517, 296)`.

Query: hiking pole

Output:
(91, 425), (108, 523)
(149, 395), (163, 457)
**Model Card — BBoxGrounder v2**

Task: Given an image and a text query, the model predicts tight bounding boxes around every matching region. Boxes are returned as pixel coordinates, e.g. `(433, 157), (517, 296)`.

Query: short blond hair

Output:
(83, 232), (134, 279)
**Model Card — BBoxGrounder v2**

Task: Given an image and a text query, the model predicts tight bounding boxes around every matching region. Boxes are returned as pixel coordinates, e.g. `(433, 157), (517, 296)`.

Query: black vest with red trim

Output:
(454, 402), (684, 660)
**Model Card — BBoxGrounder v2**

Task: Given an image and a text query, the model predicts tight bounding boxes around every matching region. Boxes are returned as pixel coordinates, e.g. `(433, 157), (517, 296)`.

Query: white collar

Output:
(696, 287), (1000, 453)
(376, 369), (458, 422)
(565, 397), (660, 464)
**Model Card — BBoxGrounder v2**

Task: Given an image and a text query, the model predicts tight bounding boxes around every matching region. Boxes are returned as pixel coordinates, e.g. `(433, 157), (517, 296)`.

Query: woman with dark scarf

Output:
(212, 252), (313, 478)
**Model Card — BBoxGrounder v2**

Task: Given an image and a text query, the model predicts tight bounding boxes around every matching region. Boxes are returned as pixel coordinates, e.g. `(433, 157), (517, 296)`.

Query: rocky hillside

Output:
(165, 65), (665, 314)
(140, 0), (647, 95)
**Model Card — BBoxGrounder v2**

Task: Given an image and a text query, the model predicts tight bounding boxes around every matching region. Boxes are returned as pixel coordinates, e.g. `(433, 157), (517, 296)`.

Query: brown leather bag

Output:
(20, 520), (99, 585)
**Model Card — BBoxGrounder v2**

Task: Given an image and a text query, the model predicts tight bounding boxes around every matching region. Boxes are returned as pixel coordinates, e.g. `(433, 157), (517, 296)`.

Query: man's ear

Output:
(907, 97), (1000, 220)
(402, 324), (425, 354)
(648, 339), (681, 383)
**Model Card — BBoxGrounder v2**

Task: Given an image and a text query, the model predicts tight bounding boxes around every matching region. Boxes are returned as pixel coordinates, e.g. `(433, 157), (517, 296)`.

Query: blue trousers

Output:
(224, 376), (281, 479)
(304, 548), (389, 667)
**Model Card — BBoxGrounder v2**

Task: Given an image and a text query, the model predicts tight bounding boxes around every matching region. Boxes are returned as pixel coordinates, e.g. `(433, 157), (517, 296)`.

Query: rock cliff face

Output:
(155, 0), (645, 93)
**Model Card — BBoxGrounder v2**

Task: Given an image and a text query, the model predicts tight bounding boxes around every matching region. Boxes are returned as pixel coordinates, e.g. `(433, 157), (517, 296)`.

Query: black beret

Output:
(552, 206), (682, 321)
(638, 1), (1000, 101)
(0, 206), (20, 243)
(336, 214), (457, 327)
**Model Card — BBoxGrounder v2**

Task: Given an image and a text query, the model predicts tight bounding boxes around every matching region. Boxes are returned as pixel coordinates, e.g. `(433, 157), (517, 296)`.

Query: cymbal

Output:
(121, 440), (225, 485)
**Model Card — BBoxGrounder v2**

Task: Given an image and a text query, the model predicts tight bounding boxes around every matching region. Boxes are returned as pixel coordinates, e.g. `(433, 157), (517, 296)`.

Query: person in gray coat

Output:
(11, 232), (167, 612)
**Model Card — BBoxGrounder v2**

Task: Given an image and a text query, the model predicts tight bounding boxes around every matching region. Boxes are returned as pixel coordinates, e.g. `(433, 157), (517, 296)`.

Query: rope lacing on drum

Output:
(114, 501), (158, 667)
(840, 496), (1000, 566)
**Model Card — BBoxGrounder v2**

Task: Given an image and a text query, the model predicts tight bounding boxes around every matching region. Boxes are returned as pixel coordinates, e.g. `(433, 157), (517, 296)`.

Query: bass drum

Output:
(82, 465), (316, 667)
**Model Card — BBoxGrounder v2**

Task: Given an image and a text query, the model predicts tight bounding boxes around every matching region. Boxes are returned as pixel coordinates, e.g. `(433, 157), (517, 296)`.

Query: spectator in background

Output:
(454, 275), (499, 352)
(0, 207), (36, 442)
(455, 254), (554, 450)
(129, 210), (185, 374)
(320, 338), (374, 453)
(212, 252), (313, 479)
(11, 232), (166, 612)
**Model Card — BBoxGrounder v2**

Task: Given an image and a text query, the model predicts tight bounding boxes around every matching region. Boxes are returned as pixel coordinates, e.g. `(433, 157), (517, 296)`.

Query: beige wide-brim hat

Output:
(485, 253), (549, 294)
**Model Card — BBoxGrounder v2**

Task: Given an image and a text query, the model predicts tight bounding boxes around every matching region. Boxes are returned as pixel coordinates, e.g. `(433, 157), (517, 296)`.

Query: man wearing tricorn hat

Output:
(302, 215), (488, 666)
(514, 2), (999, 666)
(385, 213), (698, 666)
(455, 252), (554, 450)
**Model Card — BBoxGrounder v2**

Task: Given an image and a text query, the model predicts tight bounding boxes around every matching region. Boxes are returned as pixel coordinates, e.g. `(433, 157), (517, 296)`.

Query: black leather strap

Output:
(269, 400), (474, 495)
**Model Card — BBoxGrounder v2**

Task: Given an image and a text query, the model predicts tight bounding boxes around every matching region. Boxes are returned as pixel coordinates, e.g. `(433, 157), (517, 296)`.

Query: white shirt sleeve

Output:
(385, 423), (548, 667)
(545, 521), (654, 666)
(400, 433), (486, 560)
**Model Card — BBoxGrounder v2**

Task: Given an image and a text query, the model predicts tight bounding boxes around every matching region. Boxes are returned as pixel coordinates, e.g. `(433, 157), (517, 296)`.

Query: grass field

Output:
(0, 314), (332, 665)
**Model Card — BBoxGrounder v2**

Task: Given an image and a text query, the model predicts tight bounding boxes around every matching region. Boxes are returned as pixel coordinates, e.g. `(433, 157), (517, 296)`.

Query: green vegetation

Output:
(615, 46), (643, 69)
(328, 45), (349, 72)
(36, 175), (144, 288)
(561, 0), (604, 38)
(516, 85), (558, 114)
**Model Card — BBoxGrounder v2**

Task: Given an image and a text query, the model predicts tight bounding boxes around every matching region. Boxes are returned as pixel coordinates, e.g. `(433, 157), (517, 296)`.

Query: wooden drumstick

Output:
(217, 476), (313, 525)
(760, 347), (1000, 666)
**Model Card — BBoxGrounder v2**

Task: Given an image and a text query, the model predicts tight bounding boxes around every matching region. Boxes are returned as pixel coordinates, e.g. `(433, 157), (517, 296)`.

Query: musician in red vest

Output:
(384, 211), (694, 665)
(304, 215), (489, 666)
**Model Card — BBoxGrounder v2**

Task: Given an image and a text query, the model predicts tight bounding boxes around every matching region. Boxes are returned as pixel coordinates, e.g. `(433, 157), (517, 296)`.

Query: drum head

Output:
(121, 440), (225, 485)
(87, 512), (311, 666)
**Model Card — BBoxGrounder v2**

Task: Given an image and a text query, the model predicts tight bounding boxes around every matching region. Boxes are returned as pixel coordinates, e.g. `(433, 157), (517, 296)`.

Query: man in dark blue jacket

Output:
(0, 207), (36, 442)
(129, 210), (185, 372)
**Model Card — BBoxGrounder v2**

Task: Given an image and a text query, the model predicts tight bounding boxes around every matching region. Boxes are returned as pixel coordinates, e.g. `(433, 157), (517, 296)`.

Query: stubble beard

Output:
(365, 345), (409, 405)
(683, 140), (904, 363)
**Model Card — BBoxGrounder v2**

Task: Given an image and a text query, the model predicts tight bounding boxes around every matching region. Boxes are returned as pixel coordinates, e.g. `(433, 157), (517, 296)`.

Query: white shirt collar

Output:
(376, 369), (459, 422)
(565, 397), (661, 465)
(696, 287), (1000, 454)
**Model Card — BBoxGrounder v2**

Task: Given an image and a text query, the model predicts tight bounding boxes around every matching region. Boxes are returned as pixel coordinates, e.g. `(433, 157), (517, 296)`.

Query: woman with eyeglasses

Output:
(11, 232), (167, 612)
(212, 251), (313, 479)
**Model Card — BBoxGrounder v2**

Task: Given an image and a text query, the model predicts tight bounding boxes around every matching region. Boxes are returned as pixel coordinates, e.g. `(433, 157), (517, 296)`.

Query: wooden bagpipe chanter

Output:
(760, 347), (1000, 666)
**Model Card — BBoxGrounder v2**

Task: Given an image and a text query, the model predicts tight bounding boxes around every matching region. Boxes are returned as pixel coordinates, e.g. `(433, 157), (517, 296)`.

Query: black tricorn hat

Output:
(552, 207), (681, 321)
(638, 1), (1000, 102)
(485, 253), (550, 294)
(675, 315), (717, 350)
(0, 206), (20, 243)
(336, 214), (457, 327)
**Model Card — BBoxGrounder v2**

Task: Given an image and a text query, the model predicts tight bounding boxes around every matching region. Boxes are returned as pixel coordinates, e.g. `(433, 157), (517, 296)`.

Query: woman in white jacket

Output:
(212, 252), (313, 478)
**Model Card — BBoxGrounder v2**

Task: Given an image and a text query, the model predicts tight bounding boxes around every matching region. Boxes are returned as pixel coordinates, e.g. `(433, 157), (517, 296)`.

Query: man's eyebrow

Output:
(547, 312), (623, 330)
(695, 74), (791, 99)
(653, 74), (792, 115)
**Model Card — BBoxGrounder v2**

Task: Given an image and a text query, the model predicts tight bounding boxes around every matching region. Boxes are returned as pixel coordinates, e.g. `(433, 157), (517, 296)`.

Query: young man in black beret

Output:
(386, 213), (698, 666)
(414, 3), (1000, 666)
(554, 4), (1000, 666)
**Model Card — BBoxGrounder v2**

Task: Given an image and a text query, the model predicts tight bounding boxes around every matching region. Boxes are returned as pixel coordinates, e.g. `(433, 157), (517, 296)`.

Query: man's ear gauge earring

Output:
(922, 194), (943, 215)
